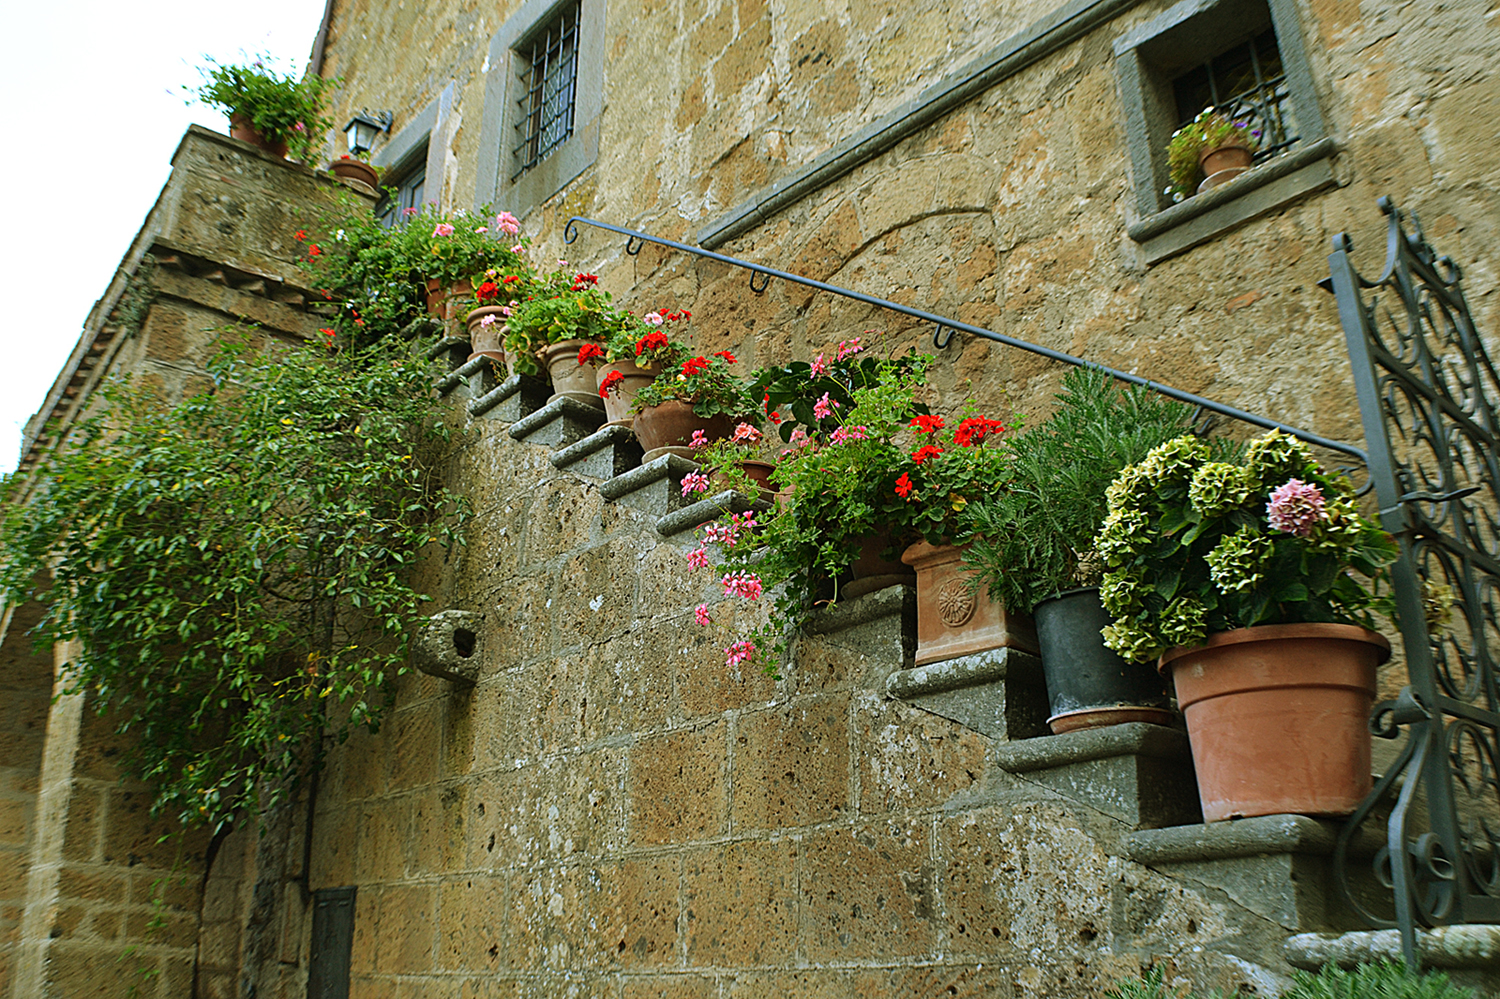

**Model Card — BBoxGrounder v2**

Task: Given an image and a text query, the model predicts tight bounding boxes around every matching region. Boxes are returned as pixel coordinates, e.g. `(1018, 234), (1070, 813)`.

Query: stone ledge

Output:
(887, 646), (1042, 699)
(599, 453), (701, 502)
(656, 490), (769, 539)
(1126, 813), (1340, 864)
(808, 584), (912, 636)
(438, 355), (487, 395)
(1286, 925), (1500, 971)
(994, 722), (1188, 774)
(551, 424), (642, 479)
(472, 373), (550, 422)
(508, 395), (606, 446)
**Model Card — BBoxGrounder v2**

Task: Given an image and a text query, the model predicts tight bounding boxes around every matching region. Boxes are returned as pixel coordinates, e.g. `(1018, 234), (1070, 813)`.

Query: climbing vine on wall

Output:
(0, 333), (467, 830)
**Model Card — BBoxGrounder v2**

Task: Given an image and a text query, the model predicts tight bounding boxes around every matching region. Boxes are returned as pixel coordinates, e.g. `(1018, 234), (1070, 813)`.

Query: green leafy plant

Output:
(1165, 107), (1261, 201)
(1096, 429), (1399, 662)
(691, 351), (1012, 672)
(633, 345), (760, 420)
(192, 56), (337, 160)
(0, 334), (467, 830)
(964, 368), (1205, 614)
(749, 332), (928, 440)
(501, 273), (633, 376)
(1103, 962), (1476, 999)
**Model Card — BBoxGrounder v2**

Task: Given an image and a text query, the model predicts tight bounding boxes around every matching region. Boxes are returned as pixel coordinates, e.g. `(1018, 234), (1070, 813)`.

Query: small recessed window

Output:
(511, 1), (581, 180)
(1170, 27), (1300, 169)
(376, 148), (428, 228)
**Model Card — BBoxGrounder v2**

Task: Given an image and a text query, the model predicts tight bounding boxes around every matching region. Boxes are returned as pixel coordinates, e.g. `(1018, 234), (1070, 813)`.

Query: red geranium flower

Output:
(294, 229), (307, 241)
(476, 281), (500, 301)
(681, 356), (710, 377)
(502, 274), (522, 284)
(577, 343), (606, 365)
(306, 244), (322, 257)
(909, 414), (945, 434)
(636, 332), (669, 355)
(599, 370), (625, 397)
(910, 445), (944, 464)
(953, 417), (1007, 447)
(895, 473), (915, 498)
(714, 350), (737, 364)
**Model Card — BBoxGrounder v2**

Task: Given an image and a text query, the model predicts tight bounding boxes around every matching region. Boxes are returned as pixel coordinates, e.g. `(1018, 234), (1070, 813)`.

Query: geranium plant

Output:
(633, 346), (760, 420)
(690, 351), (1013, 672)
(749, 333), (928, 439)
(501, 271), (634, 377)
(964, 368), (1204, 613)
(192, 56), (337, 160)
(1096, 429), (1399, 663)
(1165, 107), (1261, 201)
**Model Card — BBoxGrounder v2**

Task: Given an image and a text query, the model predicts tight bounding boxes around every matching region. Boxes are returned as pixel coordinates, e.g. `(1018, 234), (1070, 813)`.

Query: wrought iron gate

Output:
(1328, 197), (1500, 966)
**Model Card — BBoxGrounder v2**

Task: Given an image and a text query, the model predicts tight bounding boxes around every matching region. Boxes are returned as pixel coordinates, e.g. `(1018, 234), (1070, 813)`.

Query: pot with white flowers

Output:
(1097, 430), (1399, 822)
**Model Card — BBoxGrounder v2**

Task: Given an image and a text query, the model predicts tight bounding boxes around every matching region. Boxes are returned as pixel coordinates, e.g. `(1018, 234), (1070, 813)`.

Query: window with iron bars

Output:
(511, 1), (580, 181)
(1171, 28), (1300, 168)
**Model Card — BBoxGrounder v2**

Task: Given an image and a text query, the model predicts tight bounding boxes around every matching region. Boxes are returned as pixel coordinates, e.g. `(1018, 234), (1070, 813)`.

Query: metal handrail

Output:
(564, 215), (1368, 462)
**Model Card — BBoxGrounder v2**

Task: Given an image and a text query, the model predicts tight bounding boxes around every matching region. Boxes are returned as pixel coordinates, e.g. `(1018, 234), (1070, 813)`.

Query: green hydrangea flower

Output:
(1102, 619), (1159, 662)
(1097, 507), (1148, 564)
(1099, 567), (1150, 615)
(1137, 435), (1209, 488)
(1159, 596), (1209, 650)
(1205, 526), (1268, 593)
(1244, 429), (1314, 488)
(1188, 461), (1252, 517)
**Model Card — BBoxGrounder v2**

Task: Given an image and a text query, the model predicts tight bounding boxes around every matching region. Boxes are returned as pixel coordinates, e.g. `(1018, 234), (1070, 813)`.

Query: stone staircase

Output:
(426, 337), (1500, 994)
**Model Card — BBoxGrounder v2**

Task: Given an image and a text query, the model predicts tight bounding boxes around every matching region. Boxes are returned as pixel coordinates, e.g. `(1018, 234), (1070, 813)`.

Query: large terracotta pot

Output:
(425, 278), (473, 320)
(596, 358), (657, 424)
(465, 307), (508, 367)
(330, 159), (380, 189)
(901, 541), (1039, 666)
(1034, 588), (1172, 734)
(1160, 623), (1391, 822)
(633, 400), (731, 457)
(542, 339), (605, 408)
(229, 114), (288, 158)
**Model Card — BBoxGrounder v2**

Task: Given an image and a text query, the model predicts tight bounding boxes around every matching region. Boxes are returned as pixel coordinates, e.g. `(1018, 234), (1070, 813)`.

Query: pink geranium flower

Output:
(687, 546), (710, 570)
(681, 471), (710, 496)
(433, 223), (455, 237)
(836, 337), (864, 360)
(495, 211), (521, 235)
(731, 423), (762, 444)
(695, 603), (712, 626)
(813, 392), (838, 420)
(726, 640), (755, 669)
(689, 429), (709, 449)
(722, 571), (764, 600)
(810, 353), (829, 377)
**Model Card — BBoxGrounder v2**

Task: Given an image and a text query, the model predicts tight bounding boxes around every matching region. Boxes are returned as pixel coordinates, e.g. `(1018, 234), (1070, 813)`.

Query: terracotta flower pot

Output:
(465, 307), (508, 366)
(633, 400), (731, 457)
(229, 114), (288, 158)
(841, 534), (916, 600)
(901, 541), (1039, 666)
(1160, 623), (1391, 822)
(330, 159), (379, 189)
(1199, 143), (1254, 179)
(542, 339), (605, 408)
(1033, 588), (1171, 734)
(425, 278), (473, 320)
(596, 359), (657, 424)
(709, 459), (777, 496)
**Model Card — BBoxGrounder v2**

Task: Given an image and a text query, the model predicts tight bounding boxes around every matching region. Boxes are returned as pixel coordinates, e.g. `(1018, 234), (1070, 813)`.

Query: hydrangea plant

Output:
(1096, 430), (1399, 662)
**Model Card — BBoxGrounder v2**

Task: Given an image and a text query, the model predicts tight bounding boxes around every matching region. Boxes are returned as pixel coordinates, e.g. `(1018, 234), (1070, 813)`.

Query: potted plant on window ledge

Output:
(1164, 107), (1261, 203)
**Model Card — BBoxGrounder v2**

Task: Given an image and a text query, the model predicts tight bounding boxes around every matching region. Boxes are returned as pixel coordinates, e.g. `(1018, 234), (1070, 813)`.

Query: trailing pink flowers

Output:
(681, 471), (710, 496)
(695, 603), (712, 626)
(1267, 479), (1327, 537)
(494, 211), (521, 235)
(835, 336), (864, 360)
(811, 354), (829, 377)
(722, 571), (764, 600)
(689, 429), (710, 449)
(687, 546), (711, 570)
(725, 640), (756, 669)
(829, 425), (869, 445)
(813, 392), (838, 420)
(731, 422), (762, 444)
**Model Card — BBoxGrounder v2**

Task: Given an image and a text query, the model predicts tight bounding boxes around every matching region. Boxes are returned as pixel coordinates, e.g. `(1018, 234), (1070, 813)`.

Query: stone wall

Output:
(0, 601), (51, 998)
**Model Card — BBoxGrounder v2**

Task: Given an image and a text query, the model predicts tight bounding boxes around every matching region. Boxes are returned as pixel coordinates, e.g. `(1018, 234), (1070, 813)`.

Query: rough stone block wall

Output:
(0, 602), (51, 998)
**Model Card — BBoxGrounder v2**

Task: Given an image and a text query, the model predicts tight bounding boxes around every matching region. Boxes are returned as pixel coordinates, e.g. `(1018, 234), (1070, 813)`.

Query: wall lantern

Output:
(343, 110), (393, 155)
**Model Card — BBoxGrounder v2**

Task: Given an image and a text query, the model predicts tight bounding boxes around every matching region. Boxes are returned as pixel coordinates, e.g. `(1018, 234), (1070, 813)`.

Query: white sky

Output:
(0, 1), (330, 472)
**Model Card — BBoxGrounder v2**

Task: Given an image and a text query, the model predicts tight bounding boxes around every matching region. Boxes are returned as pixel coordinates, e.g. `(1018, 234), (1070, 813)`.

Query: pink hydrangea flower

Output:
(494, 211), (521, 235)
(433, 223), (455, 237)
(694, 603), (712, 626)
(722, 571), (764, 600)
(813, 392), (838, 421)
(687, 546), (710, 570)
(731, 423), (762, 444)
(1267, 479), (1327, 537)
(811, 353), (829, 377)
(681, 471), (710, 496)
(726, 640), (755, 669)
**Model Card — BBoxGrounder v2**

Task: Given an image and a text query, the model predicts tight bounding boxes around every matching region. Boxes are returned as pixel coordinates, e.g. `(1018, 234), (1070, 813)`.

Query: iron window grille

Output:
(511, 1), (580, 181)
(1172, 28), (1300, 166)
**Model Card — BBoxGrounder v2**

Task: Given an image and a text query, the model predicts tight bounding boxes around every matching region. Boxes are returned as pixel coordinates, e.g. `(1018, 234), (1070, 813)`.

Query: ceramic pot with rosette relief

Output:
(901, 541), (1038, 664)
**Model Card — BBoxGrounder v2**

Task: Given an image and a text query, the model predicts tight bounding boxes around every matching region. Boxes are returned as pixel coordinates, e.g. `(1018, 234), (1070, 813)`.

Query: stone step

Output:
(655, 489), (769, 539)
(1125, 813), (1388, 932)
(1285, 924), (1500, 993)
(599, 452), (703, 519)
(508, 395), (607, 447)
(551, 423), (643, 479)
(995, 721), (1201, 829)
(886, 647), (1047, 742)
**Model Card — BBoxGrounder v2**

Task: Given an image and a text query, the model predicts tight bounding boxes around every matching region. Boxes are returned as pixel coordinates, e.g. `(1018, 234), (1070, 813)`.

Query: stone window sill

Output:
(1128, 136), (1337, 265)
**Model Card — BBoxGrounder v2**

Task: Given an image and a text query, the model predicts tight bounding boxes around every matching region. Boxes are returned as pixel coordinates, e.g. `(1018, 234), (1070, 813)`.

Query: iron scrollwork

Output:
(1328, 197), (1500, 967)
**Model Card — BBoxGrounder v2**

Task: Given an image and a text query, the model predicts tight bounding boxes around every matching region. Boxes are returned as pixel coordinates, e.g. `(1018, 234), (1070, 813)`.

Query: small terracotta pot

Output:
(901, 541), (1039, 666)
(1199, 143), (1254, 178)
(841, 534), (916, 600)
(425, 278), (473, 319)
(330, 159), (380, 189)
(633, 400), (732, 454)
(542, 339), (605, 407)
(465, 307), (508, 367)
(1161, 623), (1391, 822)
(709, 459), (777, 495)
(597, 359), (657, 424)
(229, 114), (288, 158)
